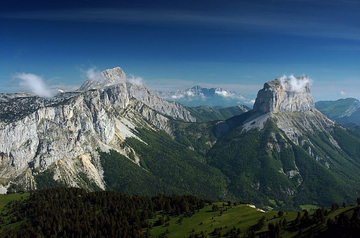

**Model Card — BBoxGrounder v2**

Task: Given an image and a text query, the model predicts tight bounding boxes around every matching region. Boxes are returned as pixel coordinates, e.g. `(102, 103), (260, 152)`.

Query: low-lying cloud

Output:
(15, 73), (55, 98)
(279, 75), (312, 93)
(215, 90), (235, 98)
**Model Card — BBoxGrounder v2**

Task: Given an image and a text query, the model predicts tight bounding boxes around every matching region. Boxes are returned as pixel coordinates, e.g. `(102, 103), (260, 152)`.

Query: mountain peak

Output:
(101, 67), (126, 82)
(253, 75), (314, 113)
(78, 67), (127, 91)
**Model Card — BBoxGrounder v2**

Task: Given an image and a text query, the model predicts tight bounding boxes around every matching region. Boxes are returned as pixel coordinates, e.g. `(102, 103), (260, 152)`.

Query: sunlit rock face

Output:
(0, 67), (195, 192)
(253, 75), (314, 114)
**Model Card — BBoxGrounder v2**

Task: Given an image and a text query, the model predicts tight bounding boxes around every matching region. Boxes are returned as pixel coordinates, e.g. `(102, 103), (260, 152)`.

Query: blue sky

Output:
(1, 0), (359, 101)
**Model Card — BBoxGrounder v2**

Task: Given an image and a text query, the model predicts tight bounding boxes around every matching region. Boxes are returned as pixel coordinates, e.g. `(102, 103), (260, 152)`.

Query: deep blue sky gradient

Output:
(1, 0), (359, 101)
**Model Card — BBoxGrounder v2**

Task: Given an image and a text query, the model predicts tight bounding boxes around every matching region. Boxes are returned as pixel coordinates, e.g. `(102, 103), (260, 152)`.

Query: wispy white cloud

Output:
(128, 74), (144, 86)
(2, 7), (359, 40)
(215, 90), (234, 98)
(82, 67), (104, 81)
(15, 73), (55, 97)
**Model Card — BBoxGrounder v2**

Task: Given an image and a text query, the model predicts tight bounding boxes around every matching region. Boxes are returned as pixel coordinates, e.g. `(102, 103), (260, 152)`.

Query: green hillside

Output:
(100, 112), (360, 209)
(1, 188), (360, 238)
(102, 128), (231, 201)
(207, 117), (360, 209)
(27, 109), (360, 211)
(150, 201), (360, 238)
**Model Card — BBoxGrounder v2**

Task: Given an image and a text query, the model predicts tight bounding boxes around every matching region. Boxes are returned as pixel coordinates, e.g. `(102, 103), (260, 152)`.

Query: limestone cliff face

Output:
(211, 76), (356, 203)
(243, 76), (335, 145)
(253, 76), (314, 114)
(0, 67), (195, 192)
(232, 76), (340, 196)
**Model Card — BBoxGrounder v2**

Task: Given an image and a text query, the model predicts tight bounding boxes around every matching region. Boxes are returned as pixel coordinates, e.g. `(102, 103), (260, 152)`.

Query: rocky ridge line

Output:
(0, 67), (195, 192)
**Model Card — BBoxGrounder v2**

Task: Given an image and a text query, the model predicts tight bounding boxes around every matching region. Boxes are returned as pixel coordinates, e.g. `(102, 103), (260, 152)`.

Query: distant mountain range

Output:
(158, 85), (255, 108)
(2, 68), (360, 210)
(316, 98), (360, 135)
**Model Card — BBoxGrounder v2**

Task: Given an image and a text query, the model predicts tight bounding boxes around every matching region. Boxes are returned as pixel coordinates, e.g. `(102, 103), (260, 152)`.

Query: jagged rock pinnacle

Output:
(253, 75), (315, 113)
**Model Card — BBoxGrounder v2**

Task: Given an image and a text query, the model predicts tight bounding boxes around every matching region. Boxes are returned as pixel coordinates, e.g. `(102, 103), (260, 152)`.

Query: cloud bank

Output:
(15, 73), (55, 98)
(215, 90), (235, 98)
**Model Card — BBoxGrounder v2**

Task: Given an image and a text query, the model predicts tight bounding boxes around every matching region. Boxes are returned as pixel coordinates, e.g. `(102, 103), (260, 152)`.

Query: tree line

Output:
(1, 187), (207, 238)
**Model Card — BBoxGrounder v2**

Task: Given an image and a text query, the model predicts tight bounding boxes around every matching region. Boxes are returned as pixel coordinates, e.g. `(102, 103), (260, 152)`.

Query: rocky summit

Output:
(242, 75), (332, 145)
(210, 75), (360, 207)
(253, 75), (314, 114)
(78, 67), (127, 91)
(0, 67), (195, 193)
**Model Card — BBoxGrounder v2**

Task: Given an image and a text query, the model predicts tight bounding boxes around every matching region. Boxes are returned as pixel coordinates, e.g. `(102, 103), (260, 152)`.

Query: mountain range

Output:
(158, 85), (255, 108)
(316, 98), (360, 135)
(1, 67), (360, 209)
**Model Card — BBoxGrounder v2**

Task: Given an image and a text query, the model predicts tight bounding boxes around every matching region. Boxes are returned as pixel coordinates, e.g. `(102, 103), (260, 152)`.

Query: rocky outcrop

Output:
(253, 76), (314, 114)
(0, 67), (195, 192)
(244, 76), (336, 145)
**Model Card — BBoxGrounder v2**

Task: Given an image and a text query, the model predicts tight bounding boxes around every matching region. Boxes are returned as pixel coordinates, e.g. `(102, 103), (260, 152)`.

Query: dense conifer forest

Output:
(0, 187), (206, 237)
(1, 188), (360, 237)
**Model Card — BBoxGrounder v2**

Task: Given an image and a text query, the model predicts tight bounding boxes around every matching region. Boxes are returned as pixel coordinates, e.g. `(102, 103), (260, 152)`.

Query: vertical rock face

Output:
(0, 66), (195, 192)
(253, 76), (314, 114)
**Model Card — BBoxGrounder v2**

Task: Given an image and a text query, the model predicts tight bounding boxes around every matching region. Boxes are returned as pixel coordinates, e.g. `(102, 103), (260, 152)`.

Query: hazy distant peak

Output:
(159, 85), (255, 107)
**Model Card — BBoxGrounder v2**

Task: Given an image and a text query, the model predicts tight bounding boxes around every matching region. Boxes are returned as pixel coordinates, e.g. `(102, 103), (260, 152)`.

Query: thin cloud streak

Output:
(2, 8), (359, 40)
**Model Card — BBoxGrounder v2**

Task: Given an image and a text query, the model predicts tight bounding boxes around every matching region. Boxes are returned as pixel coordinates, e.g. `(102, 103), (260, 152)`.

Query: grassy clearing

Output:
(0, 193), (29, 210)
(149, 202), (301, 238)
(149, 203), (357, 238)
(149, 203), (360, 238)
(300, 204), (319, 211)
(0, 193), (29, 233)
